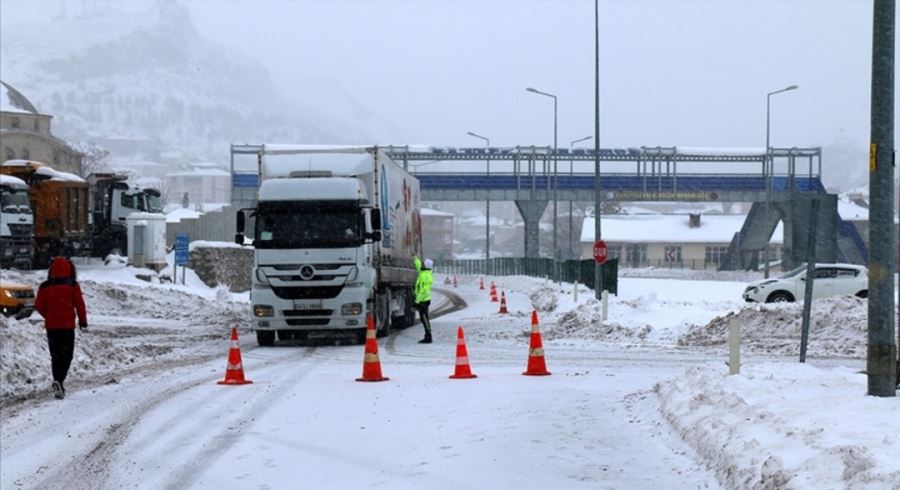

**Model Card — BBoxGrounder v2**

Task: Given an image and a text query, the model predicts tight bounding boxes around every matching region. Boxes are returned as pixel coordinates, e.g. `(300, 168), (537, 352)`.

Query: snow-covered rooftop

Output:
(581, 214), (784, 244)
(0, 81), (37, 115)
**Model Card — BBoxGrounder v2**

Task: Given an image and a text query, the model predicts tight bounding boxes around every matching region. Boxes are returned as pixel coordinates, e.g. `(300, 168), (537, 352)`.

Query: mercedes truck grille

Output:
(271, 285), (343, 300)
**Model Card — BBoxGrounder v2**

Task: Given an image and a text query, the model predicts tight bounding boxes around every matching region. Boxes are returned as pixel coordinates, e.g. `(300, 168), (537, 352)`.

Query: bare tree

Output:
(71, 141), (111, 177)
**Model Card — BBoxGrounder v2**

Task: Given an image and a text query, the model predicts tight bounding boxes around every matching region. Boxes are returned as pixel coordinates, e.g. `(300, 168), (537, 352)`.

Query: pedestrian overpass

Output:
(230, 144), (868, 270)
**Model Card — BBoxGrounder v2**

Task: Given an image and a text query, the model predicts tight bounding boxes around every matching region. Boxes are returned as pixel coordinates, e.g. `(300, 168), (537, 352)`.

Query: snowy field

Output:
(1, 261), (898, 489)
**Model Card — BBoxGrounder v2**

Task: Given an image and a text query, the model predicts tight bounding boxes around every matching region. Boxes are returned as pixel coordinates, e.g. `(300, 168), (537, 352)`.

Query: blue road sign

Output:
(175, 233), (189, 266)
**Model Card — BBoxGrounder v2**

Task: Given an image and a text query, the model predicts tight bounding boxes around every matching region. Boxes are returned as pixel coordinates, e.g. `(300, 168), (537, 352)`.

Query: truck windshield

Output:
(0, 188), (30, 214)
(255, 200), (362, 249)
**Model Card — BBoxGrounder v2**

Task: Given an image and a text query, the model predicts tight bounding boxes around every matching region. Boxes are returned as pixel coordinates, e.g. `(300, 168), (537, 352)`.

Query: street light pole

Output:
(467, 131), (491, 261)
(526, 87), (558, 262)
(594, 0), (602, 300)
(570, 135), (592, 259)
(764, 84), (799, 278)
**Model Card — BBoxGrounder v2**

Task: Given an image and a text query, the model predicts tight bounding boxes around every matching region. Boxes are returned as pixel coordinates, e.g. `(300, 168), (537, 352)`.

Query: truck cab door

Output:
(112, 190), (139, 226)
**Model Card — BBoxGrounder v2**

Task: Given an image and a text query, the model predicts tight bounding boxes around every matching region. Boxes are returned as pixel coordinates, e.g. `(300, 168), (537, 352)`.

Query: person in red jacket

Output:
(34, 256), (88, 400)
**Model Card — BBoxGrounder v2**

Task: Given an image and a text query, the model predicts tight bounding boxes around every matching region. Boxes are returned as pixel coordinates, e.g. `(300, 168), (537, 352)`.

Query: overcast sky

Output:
(183, 0), (891, 151)
(1, 0), (895, 152)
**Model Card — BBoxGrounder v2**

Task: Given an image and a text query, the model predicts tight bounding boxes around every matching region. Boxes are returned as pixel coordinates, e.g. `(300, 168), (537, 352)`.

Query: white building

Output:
(165, 168), (230, 208)
(580, 214), (784, 269)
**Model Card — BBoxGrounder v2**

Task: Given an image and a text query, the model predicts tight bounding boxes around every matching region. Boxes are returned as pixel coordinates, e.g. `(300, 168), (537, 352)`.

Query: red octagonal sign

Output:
(593, 240), (608, 264)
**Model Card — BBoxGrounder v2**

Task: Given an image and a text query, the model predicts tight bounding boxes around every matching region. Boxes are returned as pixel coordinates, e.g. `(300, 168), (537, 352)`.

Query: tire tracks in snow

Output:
(29, 346), (320, 490)
(383, 287), (467, 356)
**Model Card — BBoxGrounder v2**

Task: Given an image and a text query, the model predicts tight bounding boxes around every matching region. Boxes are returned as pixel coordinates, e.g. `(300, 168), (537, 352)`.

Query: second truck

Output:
(0, 161), (162, 268)
(234, 145), (422, 346)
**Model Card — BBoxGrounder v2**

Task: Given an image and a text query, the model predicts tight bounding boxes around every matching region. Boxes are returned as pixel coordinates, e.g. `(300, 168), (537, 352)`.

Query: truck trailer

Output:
(234, 145), (422, 346)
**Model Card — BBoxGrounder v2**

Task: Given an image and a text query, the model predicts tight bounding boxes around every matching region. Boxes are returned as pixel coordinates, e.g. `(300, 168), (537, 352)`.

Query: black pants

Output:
(415, 301), (431, 335)
(46, 329), (75, 386)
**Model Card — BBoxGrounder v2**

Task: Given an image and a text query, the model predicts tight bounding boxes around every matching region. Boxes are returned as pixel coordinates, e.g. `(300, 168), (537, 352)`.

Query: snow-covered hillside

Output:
(0, 2), (370, 163)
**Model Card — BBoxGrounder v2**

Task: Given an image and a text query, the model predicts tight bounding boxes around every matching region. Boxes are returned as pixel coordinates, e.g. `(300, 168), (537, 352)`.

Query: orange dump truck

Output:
(0, 160), (91, 268)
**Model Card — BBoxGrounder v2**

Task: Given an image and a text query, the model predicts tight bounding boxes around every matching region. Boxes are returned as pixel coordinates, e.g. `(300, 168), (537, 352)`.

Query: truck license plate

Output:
(293, 301), (322, 310)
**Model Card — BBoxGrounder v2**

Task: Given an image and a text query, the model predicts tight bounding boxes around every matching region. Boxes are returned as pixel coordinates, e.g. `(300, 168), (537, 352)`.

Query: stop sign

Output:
(593, 240), (608, 264)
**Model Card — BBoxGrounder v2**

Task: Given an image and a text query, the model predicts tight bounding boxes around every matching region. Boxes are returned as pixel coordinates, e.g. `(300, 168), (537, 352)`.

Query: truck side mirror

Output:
(370, 208), (382, 231)
(235, 210), (245, 245)
(365, 208), (382, 242)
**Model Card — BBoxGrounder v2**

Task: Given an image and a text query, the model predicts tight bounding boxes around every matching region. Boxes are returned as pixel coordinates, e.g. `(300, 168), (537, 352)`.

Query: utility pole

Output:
(867, 0), (896, 397)
(593, 0), (602, 300)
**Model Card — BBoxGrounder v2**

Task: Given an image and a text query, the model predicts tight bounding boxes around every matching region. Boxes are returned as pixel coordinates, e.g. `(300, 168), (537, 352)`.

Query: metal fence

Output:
(436, 258), (619, 294)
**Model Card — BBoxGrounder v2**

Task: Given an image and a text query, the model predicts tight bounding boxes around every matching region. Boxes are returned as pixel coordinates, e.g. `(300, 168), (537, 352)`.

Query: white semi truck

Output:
(234, 145), (422, 346)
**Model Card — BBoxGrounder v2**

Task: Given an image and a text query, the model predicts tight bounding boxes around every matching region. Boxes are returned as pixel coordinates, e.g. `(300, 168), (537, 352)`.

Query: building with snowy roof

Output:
(164, 167), (231, 208)
(580, 213), (784, 270)
(0, 81), (83, 176)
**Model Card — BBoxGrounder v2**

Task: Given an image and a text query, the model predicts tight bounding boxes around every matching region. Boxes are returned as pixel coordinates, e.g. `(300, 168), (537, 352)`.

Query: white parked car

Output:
(743, 263), (868, 303)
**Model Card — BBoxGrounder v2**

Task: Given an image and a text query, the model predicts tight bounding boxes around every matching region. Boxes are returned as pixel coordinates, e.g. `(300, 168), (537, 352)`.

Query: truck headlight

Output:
(254, 305), (274, 317)
(341, 303), (363, 315)
(3, 249), (12, 256)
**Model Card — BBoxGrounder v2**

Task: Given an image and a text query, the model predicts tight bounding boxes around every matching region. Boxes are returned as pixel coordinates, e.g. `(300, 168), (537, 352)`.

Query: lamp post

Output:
(526, 87), (558, 262)
(593, 0), (602, 300)
(466, 131), (491, 261)
(764, 84), (798, 278)
(569, 135), (592, 259)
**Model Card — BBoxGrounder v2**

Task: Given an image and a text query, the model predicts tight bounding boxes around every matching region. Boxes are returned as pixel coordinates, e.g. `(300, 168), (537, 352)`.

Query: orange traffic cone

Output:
(449, 326), (477, 379)
(479, 277), (485, 290)
(356, 314), (389, 382)
(453, 276), (458, 288)
(490, 284), (498, 302)
(499, 291), (509, 314)
(523, 310), (550, 376)
(218, 327), (253, 385)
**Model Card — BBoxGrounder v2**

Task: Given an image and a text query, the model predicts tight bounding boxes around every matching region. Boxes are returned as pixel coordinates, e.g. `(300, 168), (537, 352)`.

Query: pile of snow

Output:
(0, 262), (248, 402)
(656, 363), (900, 488)
(679, 296), (871, 357)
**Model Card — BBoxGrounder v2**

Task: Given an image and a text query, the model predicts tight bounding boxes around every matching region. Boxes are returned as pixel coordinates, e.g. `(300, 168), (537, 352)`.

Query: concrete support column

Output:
(515, 200), (548, 258)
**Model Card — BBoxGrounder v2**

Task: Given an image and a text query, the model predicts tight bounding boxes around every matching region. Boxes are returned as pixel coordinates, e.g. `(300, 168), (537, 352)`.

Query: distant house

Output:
(421, 208), (454, 261)
(0, 81), (83, 175)
(580, 214), (784, 269)
(165, 167), (230, 207)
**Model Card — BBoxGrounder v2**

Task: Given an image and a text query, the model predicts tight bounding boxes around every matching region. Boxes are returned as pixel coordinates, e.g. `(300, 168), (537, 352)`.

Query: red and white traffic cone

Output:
(218, 327), (253, 385)
(356, 314), (389, 382)
(449, 326), (477, 379)
(523, 310), (550, 376)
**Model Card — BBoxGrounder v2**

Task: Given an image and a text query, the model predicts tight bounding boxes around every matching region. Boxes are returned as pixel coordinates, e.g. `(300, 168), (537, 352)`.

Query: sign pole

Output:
(174, 233), (189, 286)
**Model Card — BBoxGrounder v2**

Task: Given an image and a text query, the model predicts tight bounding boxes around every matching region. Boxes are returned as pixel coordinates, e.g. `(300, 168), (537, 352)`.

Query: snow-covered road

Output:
(2, 265), (897, 489)
(2, 279), (722, 489)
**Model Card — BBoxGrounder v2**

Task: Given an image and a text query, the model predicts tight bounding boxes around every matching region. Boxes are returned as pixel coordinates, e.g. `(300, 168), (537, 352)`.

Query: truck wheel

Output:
(403, 289), (415, 328)
(256, 330), (275, 346)
(356, 328), (368, 345)
(376, 292), (392, 338)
